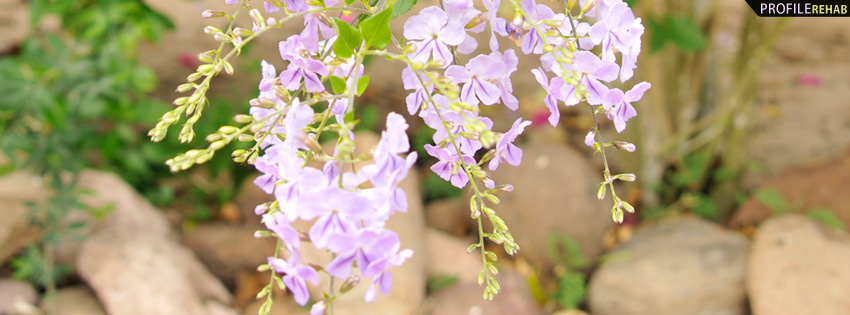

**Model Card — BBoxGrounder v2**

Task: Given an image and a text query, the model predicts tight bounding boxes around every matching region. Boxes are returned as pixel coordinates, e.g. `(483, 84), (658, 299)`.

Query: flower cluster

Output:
(153, 0), (650, 312)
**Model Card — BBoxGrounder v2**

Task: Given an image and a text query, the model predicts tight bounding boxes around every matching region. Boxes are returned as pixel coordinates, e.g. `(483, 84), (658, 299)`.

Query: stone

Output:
(77, 230), (236, 315)
(587, 215), (749, 315)
(425, 198), (470, 236)
(48, 286), (106, 315)
(489, 143), (612, 268)
(0, 279), (37, 314)
(425, 228), (482, 283)
(181, 222), (277, 286)
(748, 215), (850, 315)
(0, 172), (46, 265)
(0, 0), (29, 54)
(732, 150), (850, 229)
(427, 270), (539, 315)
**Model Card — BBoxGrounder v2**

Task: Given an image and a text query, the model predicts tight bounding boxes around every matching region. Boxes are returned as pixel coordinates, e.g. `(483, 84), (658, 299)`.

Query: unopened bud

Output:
(210, 140), (226, 151)
(205, 133), (223, 142)
(311, 301), (327, 314)
(543, 19), (563, 28)
(233, 27), (253, 38)
(218, 126), (239, 135)
(234, 114), (253, 124)
(187, 72), (203, 82)
(176, 83), (194, 93)
(249, 9), (266, 28)
(213, 33), (232, 43)
(202, 10), (226, 19)
(597, 183), (607, 200)
(613, 141), (636, 152)
(339, 275), (360, 293)
(404, 43), (418, 54)
(616, 173), (637, 182)
(567, 0), (577, 11)
(580, 0), (598, 16)
(204, 26), (222, 35)
(429, 60), (446, 68)
(466, 12), (488, 29)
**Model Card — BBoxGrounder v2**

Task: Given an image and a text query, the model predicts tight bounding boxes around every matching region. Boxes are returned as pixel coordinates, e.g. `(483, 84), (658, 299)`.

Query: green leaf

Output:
(132, 66), (158, 93)
(753, 188), (791, 214)
(665, 16), (705, 51)
(356, 75), (370, 96)
(332, 18), (361, 59)
(647, 17), (668, 52)
(807, 208), (846, 231)
(359, 8), (393, 49)
(391, 0), (417, 18)
(329, 76), (347, 94)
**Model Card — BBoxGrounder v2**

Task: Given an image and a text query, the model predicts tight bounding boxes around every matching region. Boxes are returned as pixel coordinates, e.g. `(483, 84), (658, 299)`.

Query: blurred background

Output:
(1, 0), (849, 314)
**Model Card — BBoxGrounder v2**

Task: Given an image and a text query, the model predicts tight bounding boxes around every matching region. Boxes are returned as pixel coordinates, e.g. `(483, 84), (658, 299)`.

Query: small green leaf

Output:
(807, 208), (846, 231)
(356, 75), (370, 96)
(665, 16), (705, 51)
(359, 8), (393, 49)
(391, 0), (417, 18)
(333, 18), (361, 59)
(329, 76), (347, 94)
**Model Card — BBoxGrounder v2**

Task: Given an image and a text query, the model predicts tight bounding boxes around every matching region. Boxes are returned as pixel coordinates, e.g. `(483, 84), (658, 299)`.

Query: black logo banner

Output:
(745, 0), (849, 17)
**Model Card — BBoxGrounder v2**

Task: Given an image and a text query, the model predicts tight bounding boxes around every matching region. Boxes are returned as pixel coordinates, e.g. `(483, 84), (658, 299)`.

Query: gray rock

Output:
(587, 215), (749, 315)
(181, 222), (277, 286)
(0, 172), (45, 265)
(47, 285), (106, 315)
(489, 143), (612, 268)
(748, 215), (850, 315)
(0, 279), (37, 314)
(73, 171), (236, 315)
(425, 228), (482, 283)
(425, 198), (470, 236)
(77, 230), (235, 315)
(427, 270), (539, 315)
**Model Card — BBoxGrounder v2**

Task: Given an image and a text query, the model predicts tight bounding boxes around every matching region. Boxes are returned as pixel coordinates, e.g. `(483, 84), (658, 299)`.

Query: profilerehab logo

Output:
(745, 0), (849, 16)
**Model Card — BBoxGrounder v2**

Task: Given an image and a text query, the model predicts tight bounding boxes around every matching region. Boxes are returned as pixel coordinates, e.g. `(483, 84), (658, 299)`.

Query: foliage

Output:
(754, 188), (846, 231)
(0, 0), (172, 307)
(546, 232), (591, 311)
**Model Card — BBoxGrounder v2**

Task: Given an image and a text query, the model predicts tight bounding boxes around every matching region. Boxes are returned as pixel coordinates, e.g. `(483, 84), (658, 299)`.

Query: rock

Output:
(181, 222), (277, 286)
(72, 171), (236, 315)
(0, 172), (46, 265)
(425, 228), (482, 283)
(748, 215), (850, 315)
(0, 0), (29, 54)
(732, 150), (850, 229)
(234, 176), (273, 227)
(0, 279), (37, 314)
(427, 270), (539, 315)
(489, 143), (612, 268)
(77, 230), (236, 315)
(587, 215), (749, 315)
(47, 286), (106, 315)
(425, 198), (470, 236)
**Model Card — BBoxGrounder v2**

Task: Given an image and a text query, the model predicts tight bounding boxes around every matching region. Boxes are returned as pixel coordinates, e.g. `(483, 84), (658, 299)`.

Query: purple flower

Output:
(518, 0), (555, 55)
(482, 0), (508, 51)
(279, 35), (328, 92)
(324, 228), (403, 279)
(491, 49), (520, 110)
(571, 51), (618, 105)
(584, 130), (596, 147)
(263, 212), (302, 260)
(443, 1), (483, 54)
(363, 248), (413, 302)
(301, 12), (337, 54)
(590, 2), (636, 66)
(425, 144), (476, 188)
(446, 56), (503, 106)
(225, 0), (237, 5)
(284, 0), (308, 13)
(602, 81), (650, 132)
(403, 7), (465, 65)
(531, 68), (578, 126)
(268, 257), (319, 305)
(299, 187), (374, 248)
(401, 67), (433, 115)
(489, 119), (531, 170)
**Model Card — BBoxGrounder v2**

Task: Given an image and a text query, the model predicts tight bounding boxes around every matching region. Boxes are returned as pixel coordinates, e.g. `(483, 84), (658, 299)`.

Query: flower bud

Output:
(233, 27), (253, 38)
(597, 183), (607, 200)
(613, 141), (636, 152)
(205, 133), (223, 142)
(237, 134), (254, 142)
(249, 9), (266, 28)
(616, 173), (637, 182)
(202, 10), (226, 19)
(187, 72), (203, 82)
(543, 19), (563, 28)
(567, 0), (577, 10)
(176, 83), (194, 93)
(204, 26), (222, 35)
(580, 0), (598, 16)
(218, 126), (239, 135)
(339, 275), (360, 293)
(210, 140), (227, 151)
(466, 12), (488, 29)
(213, 33), (232, 43)
(310, 301), (327, 315)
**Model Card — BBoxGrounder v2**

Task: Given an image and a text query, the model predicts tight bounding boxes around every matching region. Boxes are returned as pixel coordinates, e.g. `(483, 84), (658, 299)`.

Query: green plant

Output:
(545, 232), (591, 311)
(0, 1), (172, 311)
(754, 188), (846, 231)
